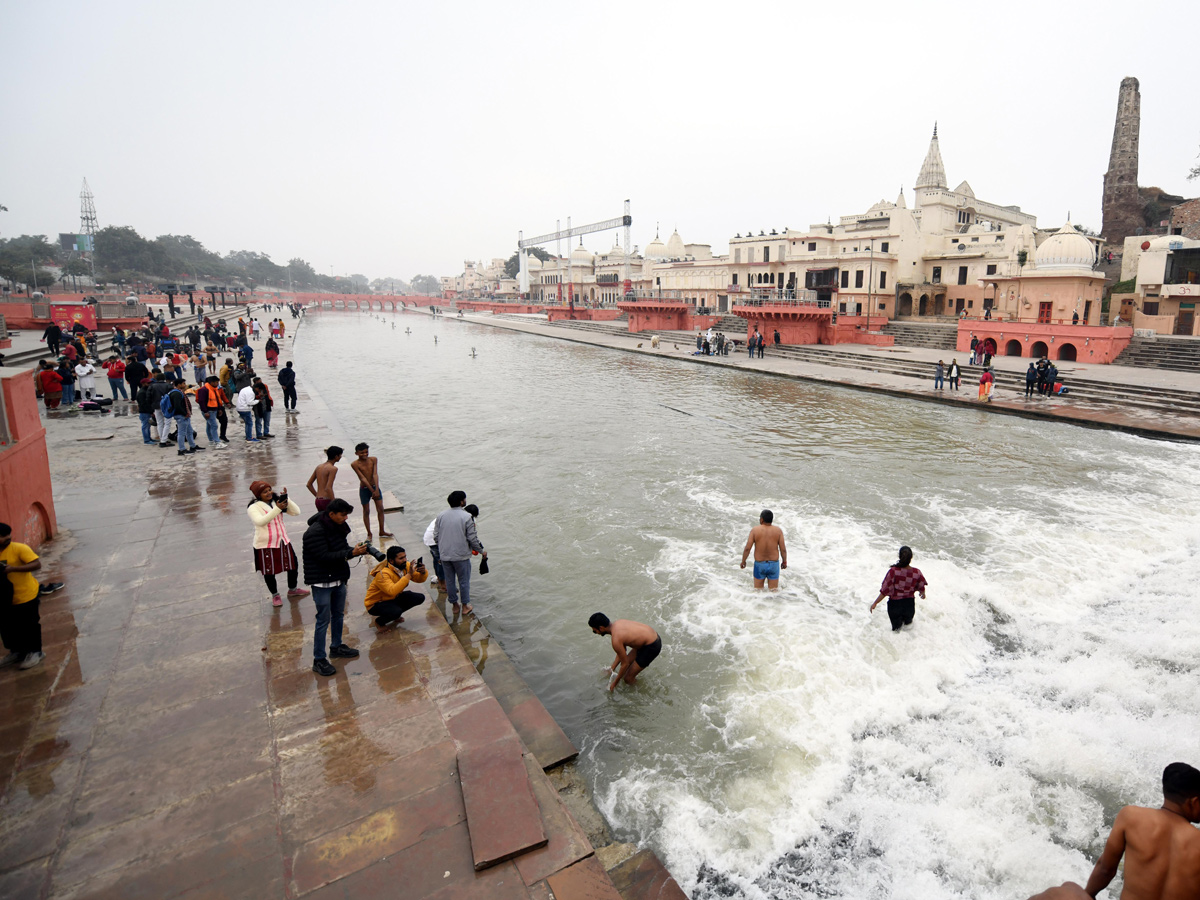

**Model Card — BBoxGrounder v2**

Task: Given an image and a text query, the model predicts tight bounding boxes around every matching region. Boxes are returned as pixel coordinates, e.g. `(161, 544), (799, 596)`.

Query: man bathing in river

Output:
(1027, 762), (1200, 900)
(741, 509), (787, 590)
(588, 614), (661, 692)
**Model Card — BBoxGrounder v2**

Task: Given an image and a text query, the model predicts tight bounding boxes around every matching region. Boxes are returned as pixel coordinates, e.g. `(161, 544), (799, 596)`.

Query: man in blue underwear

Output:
(740, 509), (787, 590)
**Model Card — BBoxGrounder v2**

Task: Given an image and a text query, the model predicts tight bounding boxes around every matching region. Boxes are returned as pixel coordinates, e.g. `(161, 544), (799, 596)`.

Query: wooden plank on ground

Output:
(381, 489), (404, 511)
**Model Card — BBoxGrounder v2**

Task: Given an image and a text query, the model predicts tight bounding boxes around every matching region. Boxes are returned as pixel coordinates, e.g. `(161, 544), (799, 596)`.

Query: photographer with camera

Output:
(364, 546), (428, 628)
(247, 481), (309, 608)
(301, 498), (372, 677)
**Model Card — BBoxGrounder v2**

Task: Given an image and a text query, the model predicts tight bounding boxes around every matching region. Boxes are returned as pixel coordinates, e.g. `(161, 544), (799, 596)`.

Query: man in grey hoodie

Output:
(432, 490), (487, 614)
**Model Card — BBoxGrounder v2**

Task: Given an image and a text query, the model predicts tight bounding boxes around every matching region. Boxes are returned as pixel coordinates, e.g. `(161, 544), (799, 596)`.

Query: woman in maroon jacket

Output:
(37, 362), (63, 409)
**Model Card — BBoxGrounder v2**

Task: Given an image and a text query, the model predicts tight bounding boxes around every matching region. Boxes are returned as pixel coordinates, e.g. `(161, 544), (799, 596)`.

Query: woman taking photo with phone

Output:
(247, 480), (309, 607)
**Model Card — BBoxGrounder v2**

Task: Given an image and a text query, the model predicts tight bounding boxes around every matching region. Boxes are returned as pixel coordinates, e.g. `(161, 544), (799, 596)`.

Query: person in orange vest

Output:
(197, 376), (230, 445)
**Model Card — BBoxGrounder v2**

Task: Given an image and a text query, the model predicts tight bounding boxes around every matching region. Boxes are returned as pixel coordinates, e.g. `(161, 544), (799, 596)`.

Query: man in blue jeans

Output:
(301, 498), (369, 676)
(166, 379), (203, 456)
(433, 490), (487, 615)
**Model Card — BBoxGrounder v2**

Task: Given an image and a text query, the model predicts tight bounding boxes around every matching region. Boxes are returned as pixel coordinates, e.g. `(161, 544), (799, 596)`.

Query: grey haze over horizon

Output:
(1, 0), (1196, 282)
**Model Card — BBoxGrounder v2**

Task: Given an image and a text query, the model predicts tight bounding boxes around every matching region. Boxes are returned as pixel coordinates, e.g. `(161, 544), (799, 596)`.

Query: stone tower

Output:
(1101, 76), (1142, 243)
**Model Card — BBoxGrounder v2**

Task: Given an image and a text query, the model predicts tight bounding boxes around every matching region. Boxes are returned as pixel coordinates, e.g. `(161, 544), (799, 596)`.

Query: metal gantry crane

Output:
(518, 200), (632, 301)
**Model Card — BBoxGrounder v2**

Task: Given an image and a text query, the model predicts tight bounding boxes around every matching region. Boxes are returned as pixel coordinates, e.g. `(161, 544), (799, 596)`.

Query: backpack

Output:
(160, 389), (178, 418)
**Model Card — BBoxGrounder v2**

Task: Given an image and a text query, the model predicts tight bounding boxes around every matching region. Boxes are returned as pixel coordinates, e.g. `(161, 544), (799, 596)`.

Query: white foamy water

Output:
(300, 313), (1200, 899)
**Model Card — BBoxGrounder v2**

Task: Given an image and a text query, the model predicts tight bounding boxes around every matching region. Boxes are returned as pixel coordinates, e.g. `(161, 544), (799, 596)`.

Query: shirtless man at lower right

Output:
(740, 509), (787, 590)
(1032, 762), (1200, 900)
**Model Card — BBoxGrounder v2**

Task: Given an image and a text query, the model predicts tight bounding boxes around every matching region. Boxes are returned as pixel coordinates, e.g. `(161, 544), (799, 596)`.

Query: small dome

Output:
(526, 256), (543, 270)
(1035, 222), (1095, 270)
(665, 230), (686, 257)
(571, 242), (593, 264)
(645, 234), (667, 258)
(608, 240), (625, 260)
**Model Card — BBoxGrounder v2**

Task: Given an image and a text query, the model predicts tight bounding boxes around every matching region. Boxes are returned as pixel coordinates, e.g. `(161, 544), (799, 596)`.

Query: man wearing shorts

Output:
(741, 509), (787, 590)
(350, 442), (392, 540)
(306, 446), (342, 513)
(588, 613), (661, 692)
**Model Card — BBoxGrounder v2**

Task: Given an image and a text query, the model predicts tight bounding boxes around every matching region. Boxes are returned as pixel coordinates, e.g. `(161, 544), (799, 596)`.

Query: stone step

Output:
(457, 735), (547, 871)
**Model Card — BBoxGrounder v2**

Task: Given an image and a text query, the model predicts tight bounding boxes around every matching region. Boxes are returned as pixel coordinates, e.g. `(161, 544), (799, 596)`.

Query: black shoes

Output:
(312, 659), (336, 676)
(159, 441), (173, 448)
(329, 644), (359, 659)
(39, 582), (65, 595)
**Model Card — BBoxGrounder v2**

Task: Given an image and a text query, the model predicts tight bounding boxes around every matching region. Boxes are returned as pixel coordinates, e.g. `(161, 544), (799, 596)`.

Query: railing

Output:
(733, 297), (832, 310)
(96, 301), (147, 321)
(0, 315), (7, 341)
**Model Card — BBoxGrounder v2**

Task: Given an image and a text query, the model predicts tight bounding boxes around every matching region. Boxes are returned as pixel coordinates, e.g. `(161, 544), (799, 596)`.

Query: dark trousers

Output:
(1025, 381), (1035, 398)
(886, 597), (915, 632)
(0, 598), (42, 655)
(371, 591), (425, 623)
(427, 545), (445, 583)
(216, 407), (228, 439)
(283, 386), (297, 409)
(263, 569), (298, 594)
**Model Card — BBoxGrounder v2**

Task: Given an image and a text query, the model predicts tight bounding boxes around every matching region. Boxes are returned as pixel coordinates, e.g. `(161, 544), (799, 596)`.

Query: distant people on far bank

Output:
(947, 358), (960, 391)
(870, 546), (926, 632)
(934, 359), (945, 391)
(977, 367), (994, 402)
(433, 490), (486, 615)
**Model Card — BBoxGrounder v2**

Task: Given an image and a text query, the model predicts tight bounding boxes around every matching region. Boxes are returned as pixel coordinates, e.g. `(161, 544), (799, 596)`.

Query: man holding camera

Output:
(364, 546), (428, 627)
(302, 498), (371, 677)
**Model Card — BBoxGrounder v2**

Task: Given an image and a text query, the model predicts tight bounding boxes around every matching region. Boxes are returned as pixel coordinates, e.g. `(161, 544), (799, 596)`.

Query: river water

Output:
(297, 311), (1200, 900)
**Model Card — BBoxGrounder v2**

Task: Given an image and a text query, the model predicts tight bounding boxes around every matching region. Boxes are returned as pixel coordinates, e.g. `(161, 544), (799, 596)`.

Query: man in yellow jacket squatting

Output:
(364, 545), (429, 628)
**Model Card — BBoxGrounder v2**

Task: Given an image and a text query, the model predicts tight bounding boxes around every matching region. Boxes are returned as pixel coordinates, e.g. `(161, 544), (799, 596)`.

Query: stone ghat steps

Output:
(770, 345), (1200, 416)
(4, 334), (119, 367)
(1114, 336), (1200, 372)
(543, 320), (628, 335)
(880, 322), (959, 350)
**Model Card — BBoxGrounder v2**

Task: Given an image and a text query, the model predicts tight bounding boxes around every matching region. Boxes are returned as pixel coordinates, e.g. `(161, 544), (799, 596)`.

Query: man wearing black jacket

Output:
(302, 498), (369, 676)
(147, 373), (175, 447)
(124, 355), (149, 402)
(277, 361), (298, 411)
(41, 324), (61, 356)
(167, 379), (201, 456)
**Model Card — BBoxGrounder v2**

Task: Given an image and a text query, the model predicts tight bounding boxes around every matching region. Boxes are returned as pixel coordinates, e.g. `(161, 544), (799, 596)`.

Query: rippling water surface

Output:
(297, 311), (1200, 900)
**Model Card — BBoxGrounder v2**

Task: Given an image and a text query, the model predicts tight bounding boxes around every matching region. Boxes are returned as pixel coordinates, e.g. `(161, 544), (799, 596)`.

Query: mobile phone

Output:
(416, 557), (423, 566)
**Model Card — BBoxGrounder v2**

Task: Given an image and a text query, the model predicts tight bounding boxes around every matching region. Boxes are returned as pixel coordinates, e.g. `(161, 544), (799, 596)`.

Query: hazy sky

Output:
(2, 1), (1197, 281)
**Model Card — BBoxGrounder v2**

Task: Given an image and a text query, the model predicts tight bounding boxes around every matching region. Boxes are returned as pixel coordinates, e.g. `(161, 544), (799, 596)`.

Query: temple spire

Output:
(914, 124), (947, 191)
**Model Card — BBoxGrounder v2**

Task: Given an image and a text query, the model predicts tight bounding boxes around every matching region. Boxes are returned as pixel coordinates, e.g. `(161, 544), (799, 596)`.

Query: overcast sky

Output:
(2, 1), (1196, 281)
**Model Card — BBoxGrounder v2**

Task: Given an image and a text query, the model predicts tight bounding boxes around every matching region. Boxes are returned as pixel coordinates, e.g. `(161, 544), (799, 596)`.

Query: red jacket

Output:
(103, 360), (126, 379)
(38, 369), (63, 393)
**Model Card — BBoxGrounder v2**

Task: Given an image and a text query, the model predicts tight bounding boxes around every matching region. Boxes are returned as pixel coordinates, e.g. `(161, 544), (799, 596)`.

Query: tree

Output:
(0, 234), (60, 284)
(410, 274), (440, 294)
(1189, 146), (1199, 181)
(94, 225), (162, 276)
(503, 247), (554, 279)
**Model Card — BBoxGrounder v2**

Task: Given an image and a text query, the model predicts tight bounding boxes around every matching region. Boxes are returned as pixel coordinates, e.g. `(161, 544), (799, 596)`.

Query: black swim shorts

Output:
(635, 636), (662, 668)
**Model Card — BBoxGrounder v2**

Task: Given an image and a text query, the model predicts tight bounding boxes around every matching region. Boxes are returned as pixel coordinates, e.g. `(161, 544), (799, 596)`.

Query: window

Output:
(932, 266), (942, 283)
(879, 271), (887, 289)
(855, 270), (864, 288)
(957, 266), (968, 285)
(880, 242), (889, 252)
(764, 247), (770, 263)
(732, 274), (738, 286)
(808, 242), (816, 251)
(971, 237), (979, 243)
(749, 248), (755, 264)
(734, 248), (741, 263)
(986, 264), (997, 275)
(769, 273), (775, 284)
(841, 270), (849, 289)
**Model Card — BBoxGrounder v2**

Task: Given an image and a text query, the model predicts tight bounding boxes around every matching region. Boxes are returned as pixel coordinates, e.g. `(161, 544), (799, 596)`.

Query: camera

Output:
(359, 541), (386, 562)
(273, 492), (288, 507)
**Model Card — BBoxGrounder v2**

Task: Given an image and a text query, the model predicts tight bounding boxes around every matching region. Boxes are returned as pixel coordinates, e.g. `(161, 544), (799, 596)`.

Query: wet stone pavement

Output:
(0, 366), (676, 900)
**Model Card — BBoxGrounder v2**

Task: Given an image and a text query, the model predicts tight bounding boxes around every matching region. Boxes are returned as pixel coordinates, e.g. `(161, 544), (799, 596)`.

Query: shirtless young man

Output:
(1075, 762), (1200, 900)
(305, 445), (342, 513)
(588, 614), (661, 692)
(740, 509), (787, 590)
(350, 442), (392, 540)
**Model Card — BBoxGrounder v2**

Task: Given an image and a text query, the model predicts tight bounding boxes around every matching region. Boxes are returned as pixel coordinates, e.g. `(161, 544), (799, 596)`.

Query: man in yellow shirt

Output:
(0, 522), (46, 669)
(364, 546), (428, 627)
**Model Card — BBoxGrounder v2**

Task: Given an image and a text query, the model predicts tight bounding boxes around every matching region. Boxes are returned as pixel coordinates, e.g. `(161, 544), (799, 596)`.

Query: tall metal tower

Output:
(80, 178), (98, 276)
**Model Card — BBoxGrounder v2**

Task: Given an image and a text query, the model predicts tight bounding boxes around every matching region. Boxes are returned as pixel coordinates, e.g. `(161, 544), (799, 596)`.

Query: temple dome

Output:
(1035, 222), (1095, 270)
(665, 230), (686, 258)
(571, 242), (593, 263)
(607, 240), (625, 259)
(645, 233), (667, 259)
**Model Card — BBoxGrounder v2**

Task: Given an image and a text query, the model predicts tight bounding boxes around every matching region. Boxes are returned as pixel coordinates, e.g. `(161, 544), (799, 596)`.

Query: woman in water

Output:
(869, 546), (927, 632)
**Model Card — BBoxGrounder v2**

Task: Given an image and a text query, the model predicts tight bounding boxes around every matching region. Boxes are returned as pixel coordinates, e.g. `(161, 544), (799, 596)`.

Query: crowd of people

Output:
(33, 306), (303, 455)
(930, 356), (1065, 402)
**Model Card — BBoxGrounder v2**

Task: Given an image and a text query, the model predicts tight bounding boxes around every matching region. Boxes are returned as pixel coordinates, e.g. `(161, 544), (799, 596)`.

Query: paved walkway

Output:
(0, 331), (682, 899)
(431, 311), (1200, 442)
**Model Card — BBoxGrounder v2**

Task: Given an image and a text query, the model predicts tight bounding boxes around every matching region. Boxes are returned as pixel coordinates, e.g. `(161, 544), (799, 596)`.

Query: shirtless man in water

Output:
(740, 509), (787, 590)
(1028, 762), (1200, 900)
(588, 614), (661, 692)
(305, 445), (342, 513)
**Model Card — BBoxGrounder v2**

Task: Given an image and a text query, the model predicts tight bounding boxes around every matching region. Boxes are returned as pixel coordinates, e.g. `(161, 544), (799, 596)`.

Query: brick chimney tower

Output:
(1101, 76), (1142, 243)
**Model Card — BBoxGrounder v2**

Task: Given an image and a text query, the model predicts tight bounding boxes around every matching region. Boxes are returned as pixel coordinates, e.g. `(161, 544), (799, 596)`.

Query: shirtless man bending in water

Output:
(588, 614), (661, 692)
(306, 445), (342, 513)
(740, 509), (787, 590)
(1027, 762), (1200, 900)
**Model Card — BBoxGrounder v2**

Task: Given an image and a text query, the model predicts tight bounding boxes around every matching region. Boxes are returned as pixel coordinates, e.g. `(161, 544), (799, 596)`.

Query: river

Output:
(297, 310), (1200, 900)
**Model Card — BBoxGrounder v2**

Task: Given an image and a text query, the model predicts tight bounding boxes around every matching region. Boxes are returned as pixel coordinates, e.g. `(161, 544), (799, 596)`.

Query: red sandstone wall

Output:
(0, 368), (57, 547)
(956, 321), (1132, 364)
